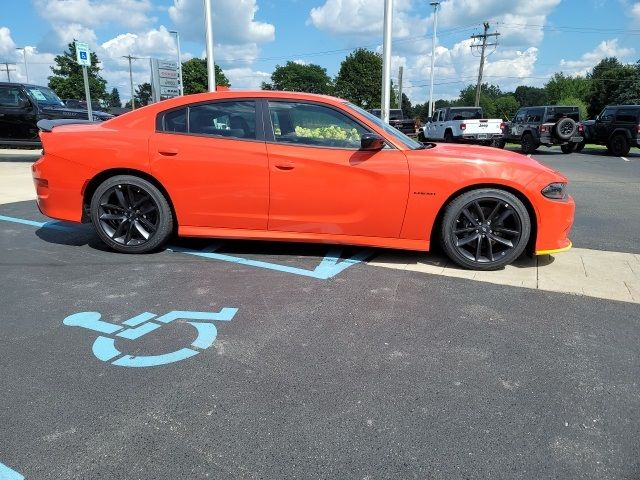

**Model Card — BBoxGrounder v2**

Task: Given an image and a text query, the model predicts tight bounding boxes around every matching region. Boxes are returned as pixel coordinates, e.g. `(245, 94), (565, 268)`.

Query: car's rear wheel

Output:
(560, 143), (576, 154)
(575, 141), (586, 152)
(90, 175), (173, 254)
(440, 189), (531, 271)
(444, 130), (454, 143)
(520, 133), (538, 154)
(607, 134), (630, 156)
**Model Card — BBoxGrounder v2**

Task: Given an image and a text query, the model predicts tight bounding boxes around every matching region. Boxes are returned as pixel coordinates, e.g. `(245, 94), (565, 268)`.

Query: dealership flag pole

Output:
(204, 0), (216, 92)
(428, 1), (440, 118)
(381, 0), (393, 123)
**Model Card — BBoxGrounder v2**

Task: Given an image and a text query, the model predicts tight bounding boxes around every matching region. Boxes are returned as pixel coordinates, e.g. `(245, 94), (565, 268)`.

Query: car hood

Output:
(417, 142), (561, 176)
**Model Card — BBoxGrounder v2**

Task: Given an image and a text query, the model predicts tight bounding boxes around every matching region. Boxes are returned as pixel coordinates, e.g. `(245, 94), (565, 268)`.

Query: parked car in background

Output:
(368, 108), (417, 136)
(503, 105), (584, 154)
(33, 90), (574, 271)
(419, 107), (504, 147)
(580, 105), (640, 156)
(0, 82), (113, 147)
(64, 99), (131, 117)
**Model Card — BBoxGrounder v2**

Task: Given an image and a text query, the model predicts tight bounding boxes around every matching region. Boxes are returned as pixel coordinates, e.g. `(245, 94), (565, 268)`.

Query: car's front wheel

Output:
(90, 175), (174, 253)
(440, 189), (531, 270)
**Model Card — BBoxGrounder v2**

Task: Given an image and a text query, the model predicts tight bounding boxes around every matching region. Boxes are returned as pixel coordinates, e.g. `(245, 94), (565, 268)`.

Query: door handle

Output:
(275, 162), (295, 170)
(158, 148), (178, 156)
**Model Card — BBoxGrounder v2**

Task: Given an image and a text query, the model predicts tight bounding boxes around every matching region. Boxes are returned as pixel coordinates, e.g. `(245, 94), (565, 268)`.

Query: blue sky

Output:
(0, 0), (638, 104)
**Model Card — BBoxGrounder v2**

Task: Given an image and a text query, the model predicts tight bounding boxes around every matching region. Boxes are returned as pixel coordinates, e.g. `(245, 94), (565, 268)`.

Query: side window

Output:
(164, 108), (187, 133)
(268, 101), (368, 148)
(189, 101), (256, 139)
(527, 109), (543, 122)
(514, 109), (526, 123)
(0, 86), (29, 107)
(599, 108), (615, 122)
(436, 110), (443, 122)
(615, 109), (637, 123)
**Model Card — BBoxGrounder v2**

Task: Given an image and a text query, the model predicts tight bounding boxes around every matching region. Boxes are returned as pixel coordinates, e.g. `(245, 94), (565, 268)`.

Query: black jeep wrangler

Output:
(0, 82), (113, 147)
(580, 105), (640, 156)
(503, 105), (584, 154)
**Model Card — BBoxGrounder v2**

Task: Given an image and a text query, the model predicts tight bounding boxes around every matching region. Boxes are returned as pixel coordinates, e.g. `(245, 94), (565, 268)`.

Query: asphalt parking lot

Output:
(1, 147), (639, 479)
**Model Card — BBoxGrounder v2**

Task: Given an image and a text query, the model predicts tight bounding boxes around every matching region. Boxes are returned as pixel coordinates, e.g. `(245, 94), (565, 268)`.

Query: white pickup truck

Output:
(420, 107), (504, 146)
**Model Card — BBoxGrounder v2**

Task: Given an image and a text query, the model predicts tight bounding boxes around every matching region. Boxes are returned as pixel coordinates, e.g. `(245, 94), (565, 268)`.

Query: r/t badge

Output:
(63, 309), (237, 367)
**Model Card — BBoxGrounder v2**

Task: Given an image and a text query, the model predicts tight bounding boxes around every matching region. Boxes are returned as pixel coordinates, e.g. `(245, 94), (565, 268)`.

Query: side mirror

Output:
(360, 133), (385, 151)
(18, 99), (31, 109)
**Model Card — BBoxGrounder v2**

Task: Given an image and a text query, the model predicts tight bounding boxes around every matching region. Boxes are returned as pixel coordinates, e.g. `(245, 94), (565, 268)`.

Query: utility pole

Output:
(122, 54), (140, 109)
(397, 66), (403, 109)
(381, 0), (393, 123)
(428, 1), (440, 118)
(470, 22), (499, 107)
(16, 47), (29, 82)
(204, 0), (216, 92)
(1, 62), (16, 82)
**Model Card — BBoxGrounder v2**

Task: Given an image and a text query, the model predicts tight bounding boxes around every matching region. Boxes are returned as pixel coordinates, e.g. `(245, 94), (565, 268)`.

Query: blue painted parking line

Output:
(0, 214), (374, 279)
(64, 309), (237, 368)
(0, 462), (24, 480)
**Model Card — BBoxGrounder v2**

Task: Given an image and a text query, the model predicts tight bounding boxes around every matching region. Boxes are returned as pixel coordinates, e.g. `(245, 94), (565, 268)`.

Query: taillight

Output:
(578, 124), (584, 132)
(540, 125), (549, 133)
(460, 122), (466, 131)
(636, 125), (640, 135)
(500, 122), (506, 130)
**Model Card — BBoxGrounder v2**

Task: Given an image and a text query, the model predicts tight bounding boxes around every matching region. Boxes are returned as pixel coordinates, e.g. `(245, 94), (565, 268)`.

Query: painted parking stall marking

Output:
(0, 214), (372, 280)
(63, 309), (238, 368)
(0, 462), (24, 480)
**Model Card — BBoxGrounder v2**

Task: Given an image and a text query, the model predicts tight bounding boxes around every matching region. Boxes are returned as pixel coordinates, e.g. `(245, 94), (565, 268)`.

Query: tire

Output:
(491, 138), (506, 149)
(90, 175), (174, 254)
(418, 131), (426, 142)
(520, 133), (538, 154)
(607, 134), (630, 156)
(554, 118), (577, 141)
(575, 141), (586, 153)
(560, 143), (576, 154)
(444, 130), (454, 143)
(440, 189), (531, 271)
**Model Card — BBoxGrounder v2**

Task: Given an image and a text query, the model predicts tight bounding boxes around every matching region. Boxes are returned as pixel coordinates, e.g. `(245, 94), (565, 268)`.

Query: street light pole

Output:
(203, 0), (216, 92)
(428, 1), (440, 119)
(169, 30), (184, 95)
(381, 0), (393, 123)
(16, 47), (29, 82)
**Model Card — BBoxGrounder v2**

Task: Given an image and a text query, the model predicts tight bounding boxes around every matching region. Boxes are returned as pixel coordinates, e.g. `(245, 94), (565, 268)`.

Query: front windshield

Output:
(346, 102), (424, 150)
(26, 87), (65, 107)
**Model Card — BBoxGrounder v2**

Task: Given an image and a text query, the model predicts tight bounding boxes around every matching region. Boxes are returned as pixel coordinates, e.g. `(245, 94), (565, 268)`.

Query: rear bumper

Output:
(534, 194), (575, 255)
(455, 133), (502, 143)
(31, 154), (91, 223)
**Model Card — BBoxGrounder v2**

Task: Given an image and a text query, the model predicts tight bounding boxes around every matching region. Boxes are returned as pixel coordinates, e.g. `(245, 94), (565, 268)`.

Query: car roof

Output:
(0, 82), (50, 88)
(153, 90), (347, 109)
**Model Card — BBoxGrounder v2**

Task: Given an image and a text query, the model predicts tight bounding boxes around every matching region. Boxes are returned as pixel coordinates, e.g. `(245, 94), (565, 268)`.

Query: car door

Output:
(0, 85), (37, 142)
(149, 99), (269, 230)
(264, 100), (409, 238)
(595, 107), (615, 140)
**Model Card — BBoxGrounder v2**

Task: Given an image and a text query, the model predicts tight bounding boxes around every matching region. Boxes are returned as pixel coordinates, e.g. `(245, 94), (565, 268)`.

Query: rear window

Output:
(545, 107), (580, 122)
(446, 108), (482, 121)
(615, 108), (639, 123)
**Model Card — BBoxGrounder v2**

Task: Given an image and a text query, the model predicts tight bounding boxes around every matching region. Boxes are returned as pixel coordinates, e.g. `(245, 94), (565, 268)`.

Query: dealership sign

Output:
(150, 58), (181, 102)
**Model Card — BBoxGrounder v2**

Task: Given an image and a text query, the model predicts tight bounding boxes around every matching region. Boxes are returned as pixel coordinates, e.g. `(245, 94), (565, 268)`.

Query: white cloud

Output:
(559, 39), (635, 76)
(35, 0), (153, 30)
(632, 2), (640, 20)
(223, 67), (271, 89)
(0, 27), (58, 85)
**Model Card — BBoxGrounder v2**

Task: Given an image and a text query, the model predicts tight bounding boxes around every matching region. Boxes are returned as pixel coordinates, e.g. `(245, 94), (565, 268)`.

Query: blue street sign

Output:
(63, 309), (237, 367)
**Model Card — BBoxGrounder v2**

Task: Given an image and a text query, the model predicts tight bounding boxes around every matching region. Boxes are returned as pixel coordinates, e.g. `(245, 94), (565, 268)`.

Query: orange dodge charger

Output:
(32, 91), (574, 270)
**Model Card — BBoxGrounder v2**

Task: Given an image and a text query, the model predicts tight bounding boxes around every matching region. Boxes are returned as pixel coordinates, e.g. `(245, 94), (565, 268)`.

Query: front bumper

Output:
(534, 194), (575, 255)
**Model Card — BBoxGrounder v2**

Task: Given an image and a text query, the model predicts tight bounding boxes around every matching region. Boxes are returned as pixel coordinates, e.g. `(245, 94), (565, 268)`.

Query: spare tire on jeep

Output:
(554, 117), (577, 141)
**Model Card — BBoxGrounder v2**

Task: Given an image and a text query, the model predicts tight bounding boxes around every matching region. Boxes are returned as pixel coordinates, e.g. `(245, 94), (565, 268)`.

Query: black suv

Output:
(503, 105), (584, 154)
(0, 82), (113, 147)
(581, 105), (640, 156)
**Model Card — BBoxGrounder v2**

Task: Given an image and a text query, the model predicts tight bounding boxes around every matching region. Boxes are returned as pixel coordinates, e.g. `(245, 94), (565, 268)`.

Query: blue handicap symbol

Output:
(79, 51), (87, 60)
(63, 308), (237, 367)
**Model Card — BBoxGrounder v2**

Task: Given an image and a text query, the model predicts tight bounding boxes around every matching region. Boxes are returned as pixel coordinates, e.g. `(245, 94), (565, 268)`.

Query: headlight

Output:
(541, 182), (567, 200)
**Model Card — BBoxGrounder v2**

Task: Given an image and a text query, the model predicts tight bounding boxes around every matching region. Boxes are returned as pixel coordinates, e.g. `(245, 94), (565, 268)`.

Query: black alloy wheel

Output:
(441, 189), (531, 270)
(555, 118), (576, 140)
(520, 133), (537, 154)
(607, 134), (630, 157)
(90, 175), (173, 253)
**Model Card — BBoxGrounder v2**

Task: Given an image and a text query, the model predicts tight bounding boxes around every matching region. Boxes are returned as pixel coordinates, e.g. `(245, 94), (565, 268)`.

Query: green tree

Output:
(587, 57), (640, 117)
(181, 59), (230, 94)
(514, 85), (547, 107)
(456, 83), (506, 117)
(134, 82), (152, 106)
(557, 96), (588, 119)
(544, 73), (590, 105)
(261, 61), (333, 94)
(48, 41), (108, 101)
(334, 48), (396, 108)
(400, 93), (413, 117)
(108, 87), (121, 108)
(493, 95), (520, 120)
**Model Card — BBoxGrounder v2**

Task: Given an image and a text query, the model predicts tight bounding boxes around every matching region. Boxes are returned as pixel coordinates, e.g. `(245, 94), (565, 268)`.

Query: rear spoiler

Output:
(37, 119), (97, 132)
